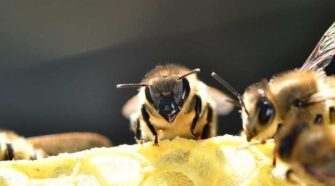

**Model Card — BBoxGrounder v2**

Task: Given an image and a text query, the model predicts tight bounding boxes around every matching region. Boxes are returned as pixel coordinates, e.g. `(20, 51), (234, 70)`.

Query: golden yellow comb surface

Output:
(0, 135), (287, 186)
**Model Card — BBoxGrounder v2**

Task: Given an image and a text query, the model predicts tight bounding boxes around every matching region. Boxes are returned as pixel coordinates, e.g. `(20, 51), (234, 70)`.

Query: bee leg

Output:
(201, 105), (213, 139)
(4, 143), (14, 160)
(141, 106), (159, 147)
(272, 152), (277, 167)
(30, 153), (37, 160)
(133, 118), (145, 144)
(201, 124), (210, 140)
(271, 123), (283, 167)
(285, 169), (298, 184)
(272, 142), (277, 167)
(271, 123), (283, 138)
(191, 95), (202, 139)
(277, 123), (283, 132)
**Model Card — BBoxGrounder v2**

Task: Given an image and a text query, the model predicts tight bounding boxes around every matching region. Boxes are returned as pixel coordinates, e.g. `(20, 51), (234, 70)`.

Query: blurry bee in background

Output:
(274, 118), (335, 186)
(117, 64), (233, 145)
(212, 22), (335, 143)
(0, 131), (45, 160)
(0, 131), (112, 161)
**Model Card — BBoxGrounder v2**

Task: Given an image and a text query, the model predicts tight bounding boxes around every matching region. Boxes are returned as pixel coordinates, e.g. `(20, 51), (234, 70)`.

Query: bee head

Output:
(117, 67), (199, 123)
(211, 72), (278, 142)
(242, 85), (276, 142)
(145, 68), (200, 123)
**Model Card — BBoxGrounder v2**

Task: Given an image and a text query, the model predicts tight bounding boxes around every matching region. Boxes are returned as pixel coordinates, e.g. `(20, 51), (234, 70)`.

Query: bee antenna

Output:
(177, 68), (201, 80)
(235, 139), (274, 151)
(226, 98), (241, 108)
(211, 72), (249, 115)
(211, 72), (239, 97)
(116, 83), (150, 88)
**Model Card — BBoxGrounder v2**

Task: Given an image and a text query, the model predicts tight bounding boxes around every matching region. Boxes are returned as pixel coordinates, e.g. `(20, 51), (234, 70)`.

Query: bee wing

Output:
(122, 95), (142, 118)
(300, 22), (335, 71)
(27, 132), (112, 156)
(308, 88), (335, 105)
(206, 86), (234, 115)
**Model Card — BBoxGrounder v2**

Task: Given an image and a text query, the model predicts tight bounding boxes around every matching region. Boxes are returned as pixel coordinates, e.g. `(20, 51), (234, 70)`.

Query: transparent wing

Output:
(122, 95), (142, 118)
(300, 22), (335, 71)
(27, 132), (112, 156)
(206, 86), (234, 115)
(307, 88), (335, 105)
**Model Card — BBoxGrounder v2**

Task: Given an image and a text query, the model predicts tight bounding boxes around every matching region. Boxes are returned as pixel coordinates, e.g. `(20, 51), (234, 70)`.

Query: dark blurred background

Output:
(0, 1), (334, 145)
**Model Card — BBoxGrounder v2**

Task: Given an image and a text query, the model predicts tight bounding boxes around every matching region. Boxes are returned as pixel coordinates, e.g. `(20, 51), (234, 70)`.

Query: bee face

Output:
(145, 77), (190, 123)
(242, 86), (277, 141)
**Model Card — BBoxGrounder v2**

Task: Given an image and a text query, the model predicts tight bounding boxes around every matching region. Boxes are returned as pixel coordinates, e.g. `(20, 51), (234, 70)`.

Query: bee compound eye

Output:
(256, 97), (275, 126)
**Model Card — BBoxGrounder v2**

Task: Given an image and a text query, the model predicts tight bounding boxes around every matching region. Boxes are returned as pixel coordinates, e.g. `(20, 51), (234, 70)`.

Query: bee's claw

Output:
(272, 155), (277, 167)
(191, 131), (201, 140)
(136, 139), (145, 145)
(152, 142), (160, 147)
(152, 136), (159, 147)
(285, 169), (298, 184)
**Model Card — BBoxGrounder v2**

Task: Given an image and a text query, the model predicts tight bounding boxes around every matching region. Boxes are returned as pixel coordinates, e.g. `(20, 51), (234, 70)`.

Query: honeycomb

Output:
(0, 135), (288, 186)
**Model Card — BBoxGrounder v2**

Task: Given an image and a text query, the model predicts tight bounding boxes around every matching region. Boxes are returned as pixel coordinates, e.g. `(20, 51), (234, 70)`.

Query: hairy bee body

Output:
(119, 64), (232, 145)
(248, 22), (335, 185)
(0, 131), (45, 160)
(0, 131), (112, 161)
(240, 22), (335, 142)
(134, 72), (216, 141)
(213, 22), (335, 184)
(242, 69), (335, 141)
(274, 121), (335, 186)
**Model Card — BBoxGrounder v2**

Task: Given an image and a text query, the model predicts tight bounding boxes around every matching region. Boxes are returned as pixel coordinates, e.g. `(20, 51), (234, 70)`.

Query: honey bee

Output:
(274, 118), (335, 186)
(212, 22), (335, 143)
(117, 64), (233, 145)
(0, 130), (112, 161)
